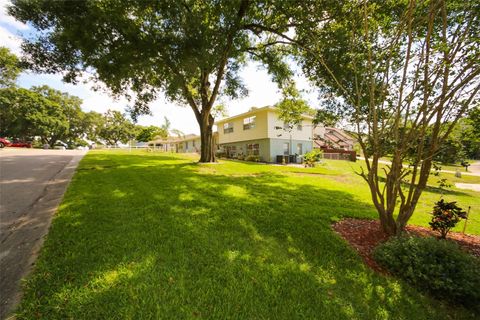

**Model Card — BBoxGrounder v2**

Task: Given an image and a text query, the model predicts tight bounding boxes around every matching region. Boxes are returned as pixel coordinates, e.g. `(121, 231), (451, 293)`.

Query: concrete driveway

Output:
(0, 148), (86, 319)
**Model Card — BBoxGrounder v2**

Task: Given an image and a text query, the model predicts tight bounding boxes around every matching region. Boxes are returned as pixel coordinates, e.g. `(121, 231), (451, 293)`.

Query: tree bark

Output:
(198, 112), (216, 163)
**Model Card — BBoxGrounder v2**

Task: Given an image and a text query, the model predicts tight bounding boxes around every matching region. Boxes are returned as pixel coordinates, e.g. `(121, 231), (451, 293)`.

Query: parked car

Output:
(9, 140), (32, 148)
(53, 141), (68, 150)
(0, 137), (11, 148)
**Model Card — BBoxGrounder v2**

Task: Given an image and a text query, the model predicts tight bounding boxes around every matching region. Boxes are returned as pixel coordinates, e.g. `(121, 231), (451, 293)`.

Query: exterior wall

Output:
(178, 138), (201, 153)
(219, 138), (313, 163)
(267, 111), (314, 141)
(217, 108), (269, 144)
(268, 138), (313, 163)
(313, 125), (326, 139)
(219, 138), (270, 162)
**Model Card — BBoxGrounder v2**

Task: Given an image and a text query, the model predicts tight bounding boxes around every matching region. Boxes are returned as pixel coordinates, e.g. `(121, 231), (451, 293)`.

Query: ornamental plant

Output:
(303, 149), (323, 167)
(429, 199), (467, 239)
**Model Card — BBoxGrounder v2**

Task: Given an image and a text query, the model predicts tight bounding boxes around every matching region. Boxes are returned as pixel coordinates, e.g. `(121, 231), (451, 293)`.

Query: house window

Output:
(297, 143), (303, 155)
(283, 142), (290, 155)
(243, 116), (256, 130)
(224, 145), (236, 158)
(223, 122), (234, 134)
(185, 141), (189, 149)
(297, 124), (303, 131)
(246, 143), (260, 156)
(192, 140), (196, 147)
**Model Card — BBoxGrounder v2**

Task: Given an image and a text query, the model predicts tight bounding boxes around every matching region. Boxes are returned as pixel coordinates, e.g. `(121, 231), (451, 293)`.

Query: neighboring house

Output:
(149, 133), (219, 154)
(149, 136), (181, 152)
(215, 106), (314, 162)
(175, 134), (201, 153)
(313, 126), (356, 151)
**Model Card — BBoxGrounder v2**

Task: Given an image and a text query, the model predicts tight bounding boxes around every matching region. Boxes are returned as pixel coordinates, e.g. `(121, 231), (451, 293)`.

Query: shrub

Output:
(374, 236), (480, 310)
(429, 199), (467, 239)
(245, 155), (260, 162)
(303, 149), (323, 167)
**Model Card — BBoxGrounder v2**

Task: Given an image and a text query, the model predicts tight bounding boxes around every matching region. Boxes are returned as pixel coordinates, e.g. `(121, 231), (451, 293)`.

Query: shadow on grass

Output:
(15, 152), (477, 319)
(376, 175), (470, 197)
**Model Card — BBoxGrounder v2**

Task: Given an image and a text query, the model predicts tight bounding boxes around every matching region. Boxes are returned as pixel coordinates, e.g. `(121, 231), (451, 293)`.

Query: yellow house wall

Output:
(217, 109), (269, 144)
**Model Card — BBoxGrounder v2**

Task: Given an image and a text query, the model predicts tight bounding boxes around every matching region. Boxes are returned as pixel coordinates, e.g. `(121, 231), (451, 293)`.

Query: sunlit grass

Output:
(15, 150), (479, 319)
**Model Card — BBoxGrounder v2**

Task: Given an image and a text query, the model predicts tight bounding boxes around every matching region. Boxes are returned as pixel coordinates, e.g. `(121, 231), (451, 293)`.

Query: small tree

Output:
(289, 0), (480, 235)
(303, 149), (323, 167)
(429, 199), (467, 239)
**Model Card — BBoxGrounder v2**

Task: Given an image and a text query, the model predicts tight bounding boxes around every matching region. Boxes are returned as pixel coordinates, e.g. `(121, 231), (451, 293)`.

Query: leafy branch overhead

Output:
(9, 0), (298, 162)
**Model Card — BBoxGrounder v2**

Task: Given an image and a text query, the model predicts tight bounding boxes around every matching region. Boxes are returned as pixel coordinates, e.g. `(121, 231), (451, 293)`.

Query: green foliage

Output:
(245, 155), (260, 162)
(276, 98), (311, 128)
(0, 46), (21, 87)
(98, 110), (135, 146)
(374, 236), (480, 310)
(83, 111), (105, 143)
(0, 86), (71, 146)
(429, 200), (467, 239)
(313, 109), (340, 127)
(291, 0), (480, 235)
(303, 149), (323, 167)
(8, 0), (297, 161)
(136, 125), (167, 142)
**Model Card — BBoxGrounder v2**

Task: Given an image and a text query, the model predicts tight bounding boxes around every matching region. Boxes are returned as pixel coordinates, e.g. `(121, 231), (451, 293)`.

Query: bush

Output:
(374, 236), (480, 310)
(303, 149), (323, 167)
(245, 155), (260, 162)
(429, 199), (467, 239)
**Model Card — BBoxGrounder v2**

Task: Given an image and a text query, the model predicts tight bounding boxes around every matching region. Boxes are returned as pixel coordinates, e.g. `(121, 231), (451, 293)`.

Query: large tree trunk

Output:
(198, 112), (216, 163)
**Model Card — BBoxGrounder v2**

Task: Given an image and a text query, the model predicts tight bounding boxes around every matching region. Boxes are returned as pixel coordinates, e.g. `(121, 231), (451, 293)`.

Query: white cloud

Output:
(0, 25), (22, 54)
(0, 0), (28, 30)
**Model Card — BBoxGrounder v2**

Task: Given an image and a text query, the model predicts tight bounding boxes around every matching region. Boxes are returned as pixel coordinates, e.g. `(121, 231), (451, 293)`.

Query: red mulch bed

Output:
(332, 218), (480, 273)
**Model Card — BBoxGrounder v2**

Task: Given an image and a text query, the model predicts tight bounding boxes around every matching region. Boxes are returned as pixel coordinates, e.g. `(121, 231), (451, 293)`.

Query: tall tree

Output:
(136, 125), (167, 142)
(83, 111), (105, 143)
(9, 0), (294, 162)
(0, 86), (70, 146)
(0, 47), (22, 88)
(289, 0), (480, 235)
(99, 110), (136, 146)
(161, 117), (171, 135)
(31, 85), (85, 147)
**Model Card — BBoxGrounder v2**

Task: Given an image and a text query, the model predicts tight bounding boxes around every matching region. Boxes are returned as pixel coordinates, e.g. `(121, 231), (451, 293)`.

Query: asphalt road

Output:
(0, 148), (86, 319)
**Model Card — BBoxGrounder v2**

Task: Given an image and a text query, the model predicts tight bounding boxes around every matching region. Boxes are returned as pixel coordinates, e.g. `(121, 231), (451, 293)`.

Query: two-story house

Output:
(215, 106), (314, 162)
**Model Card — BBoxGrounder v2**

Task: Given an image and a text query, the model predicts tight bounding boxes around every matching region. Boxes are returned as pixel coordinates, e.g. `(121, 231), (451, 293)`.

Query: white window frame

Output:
(223, 122), (234, 134)
(243, 116), (256, 130)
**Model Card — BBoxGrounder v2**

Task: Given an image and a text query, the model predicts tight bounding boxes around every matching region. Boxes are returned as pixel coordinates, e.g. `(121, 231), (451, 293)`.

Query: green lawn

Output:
(16, 151), (480, 319)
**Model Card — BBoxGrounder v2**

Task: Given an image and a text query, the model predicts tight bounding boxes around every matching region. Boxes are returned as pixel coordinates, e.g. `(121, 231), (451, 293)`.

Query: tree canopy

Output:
(9, 0), (296, 162)
(136, 125), (167, 142)
(286, 0), (480, 235)
(0, 46), (22, 88)
(0, 86), (69, 146)
(98, 110), (136, 146)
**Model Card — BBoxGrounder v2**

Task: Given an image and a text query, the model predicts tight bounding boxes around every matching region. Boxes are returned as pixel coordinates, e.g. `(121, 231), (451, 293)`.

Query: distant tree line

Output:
(0, 47), (167, 148)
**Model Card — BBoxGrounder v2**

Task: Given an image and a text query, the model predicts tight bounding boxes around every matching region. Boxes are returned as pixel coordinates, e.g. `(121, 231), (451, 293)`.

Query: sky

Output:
(0, 0), (319, 135)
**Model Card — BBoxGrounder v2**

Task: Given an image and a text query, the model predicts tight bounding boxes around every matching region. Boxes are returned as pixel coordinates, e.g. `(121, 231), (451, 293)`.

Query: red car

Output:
(10, 140), (33, 148)
(0, 137), (11, 148)
(0, 138), (32, 148)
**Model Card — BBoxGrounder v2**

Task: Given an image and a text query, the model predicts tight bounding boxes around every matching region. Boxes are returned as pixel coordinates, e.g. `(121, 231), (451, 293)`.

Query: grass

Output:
(379, 156), (478, 173)
(16, 150), (480, 319)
